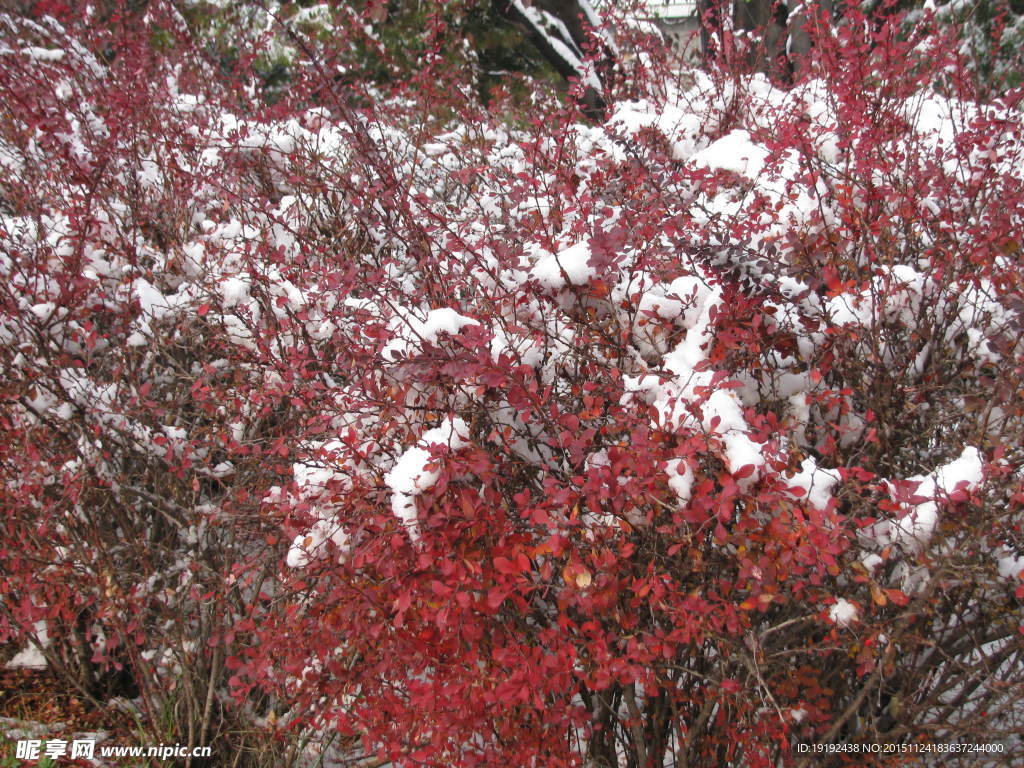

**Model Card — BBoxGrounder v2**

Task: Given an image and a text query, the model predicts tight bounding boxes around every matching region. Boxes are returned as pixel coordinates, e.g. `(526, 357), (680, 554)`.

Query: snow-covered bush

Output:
(1, 1), (1022, 766)
(902, 0), (1024, 92)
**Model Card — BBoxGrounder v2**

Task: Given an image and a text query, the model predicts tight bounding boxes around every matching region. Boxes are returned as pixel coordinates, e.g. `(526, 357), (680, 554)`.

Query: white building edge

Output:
(638, 0), (703, 56)
(596, 0), (703, 53)
(647, 1), (699, 19)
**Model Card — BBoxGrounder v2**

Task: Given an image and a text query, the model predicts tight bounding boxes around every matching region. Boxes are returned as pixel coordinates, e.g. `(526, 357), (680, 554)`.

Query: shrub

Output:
(1, 2), (1021, 766)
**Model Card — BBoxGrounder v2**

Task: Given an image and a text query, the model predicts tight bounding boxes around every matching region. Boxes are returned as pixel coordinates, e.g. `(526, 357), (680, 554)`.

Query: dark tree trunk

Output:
(702, 0), (838, 81)
(500, 0), (615, 118)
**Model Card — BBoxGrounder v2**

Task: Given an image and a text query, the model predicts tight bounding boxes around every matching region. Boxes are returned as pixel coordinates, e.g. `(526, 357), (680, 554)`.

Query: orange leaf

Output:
(575, 568), (592, 589)
(870, 583), (887, 606)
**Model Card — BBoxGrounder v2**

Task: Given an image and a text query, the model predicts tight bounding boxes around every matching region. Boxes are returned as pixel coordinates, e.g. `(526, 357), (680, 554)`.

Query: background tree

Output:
(2, 2), (1022, 767)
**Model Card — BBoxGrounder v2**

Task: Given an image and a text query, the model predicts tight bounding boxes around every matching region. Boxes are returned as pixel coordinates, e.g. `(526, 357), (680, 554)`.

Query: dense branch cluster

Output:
(1, 2), (1022, 766)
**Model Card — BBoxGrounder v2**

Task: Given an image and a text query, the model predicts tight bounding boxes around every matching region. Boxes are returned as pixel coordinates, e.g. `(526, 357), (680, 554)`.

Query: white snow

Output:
(220, 276), (251, 308)
(529, 241), (596, 291)
(690, 130), (770, 178)
(382, 307), (479, 360)
(829, 598), (859, 628)
(785, 457), (841, 511)
(5, 621), (48, 669)
(996, 549), (1024, 581)
(21, 46), (64, 62)
(292, 440), (352, 495)
(286, 518), (350, 569)
(889, 447), (984, 553)
(666, 458), (695, 505)
(859, 554), (882, 575)
(384, 417), (470, 541)
(608, 101), (705, 161)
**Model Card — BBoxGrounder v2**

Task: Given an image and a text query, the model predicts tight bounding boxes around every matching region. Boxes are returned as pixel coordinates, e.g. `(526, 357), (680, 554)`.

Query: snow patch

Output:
(529, 241), (595, 291)
(5, 621), (48, 669)
(786, 457), (841, 510)
(383, 307), (479, 360)
(690, 130), (770, 178)
(829, 598), (859, 628)
(384, 417), (470, 541)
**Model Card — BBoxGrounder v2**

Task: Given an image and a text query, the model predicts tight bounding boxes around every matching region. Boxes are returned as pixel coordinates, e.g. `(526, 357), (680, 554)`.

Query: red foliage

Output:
(1, 2), (1022, 766)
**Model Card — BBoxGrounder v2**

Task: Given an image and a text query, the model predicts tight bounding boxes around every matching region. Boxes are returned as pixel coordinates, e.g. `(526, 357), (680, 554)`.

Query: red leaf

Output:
(486, 587), (509, 609)
(714, 522), (728, 542)
(493, 556), (516, 575)
(734, 463), (756, 479)
(885, 589), (910, 606)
